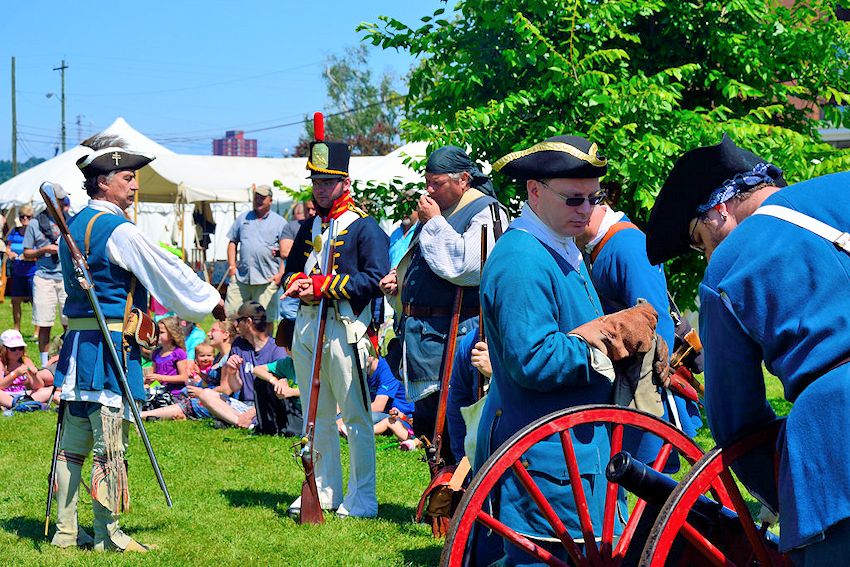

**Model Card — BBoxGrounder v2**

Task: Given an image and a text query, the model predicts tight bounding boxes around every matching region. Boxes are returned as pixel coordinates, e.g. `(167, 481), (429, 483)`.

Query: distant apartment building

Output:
(213, 130), (257, 157)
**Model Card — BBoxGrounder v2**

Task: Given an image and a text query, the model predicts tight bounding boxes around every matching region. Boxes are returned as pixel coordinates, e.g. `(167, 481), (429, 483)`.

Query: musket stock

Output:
(425, 286), (464, 476)
(299, 217), (337, 525)
(39, 182), (172, 508)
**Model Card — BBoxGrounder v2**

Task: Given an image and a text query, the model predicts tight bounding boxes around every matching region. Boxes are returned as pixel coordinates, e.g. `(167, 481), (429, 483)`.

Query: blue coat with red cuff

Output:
(284, 204), (389, 316)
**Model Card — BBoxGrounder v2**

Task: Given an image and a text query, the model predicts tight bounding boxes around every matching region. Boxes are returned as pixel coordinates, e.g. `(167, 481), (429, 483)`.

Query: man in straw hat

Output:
(479, 135), (665, 563)
(283, 137), (389, 518)
(645, 134), (850, 562)
(49, 134), (223, 552)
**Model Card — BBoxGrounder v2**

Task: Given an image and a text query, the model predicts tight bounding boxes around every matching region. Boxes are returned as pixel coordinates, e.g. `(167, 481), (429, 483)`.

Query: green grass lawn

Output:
(0, 301), (791, 565)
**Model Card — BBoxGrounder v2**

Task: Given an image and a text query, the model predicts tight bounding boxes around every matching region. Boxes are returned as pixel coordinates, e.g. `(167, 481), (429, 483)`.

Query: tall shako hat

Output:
(645, 134), (784, 265)
(76, 147), (154, 178)
(307, 112), (351, 179)
(493, 135), (608, 180)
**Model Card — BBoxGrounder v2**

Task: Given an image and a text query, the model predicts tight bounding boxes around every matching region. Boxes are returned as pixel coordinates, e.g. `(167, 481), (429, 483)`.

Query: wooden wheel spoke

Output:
(601, 424), (624, 559)
(560, 429), (602, 564)
(511, 461), (586, 566)
(681, 521), (739, 567)
(717, 469), (774, 566)
(476, 510), (571, 567)
(612, 498), (647, 560)
(651, 442), (674, 472)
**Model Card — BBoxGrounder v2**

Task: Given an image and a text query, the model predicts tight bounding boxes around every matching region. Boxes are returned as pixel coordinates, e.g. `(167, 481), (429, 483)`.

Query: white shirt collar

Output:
(87, 199), (130, 218)
(584, 205), (626, 254)
(509, 202), (583, 270)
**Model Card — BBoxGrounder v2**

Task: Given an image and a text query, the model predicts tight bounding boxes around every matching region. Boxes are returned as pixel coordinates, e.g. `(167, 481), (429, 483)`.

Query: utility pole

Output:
(11, 56), (17, 176)
(53, 59), (68, 153)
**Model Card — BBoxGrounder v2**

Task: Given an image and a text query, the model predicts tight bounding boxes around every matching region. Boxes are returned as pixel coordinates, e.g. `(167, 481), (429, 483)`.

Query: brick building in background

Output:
(213, 130), (257, 157)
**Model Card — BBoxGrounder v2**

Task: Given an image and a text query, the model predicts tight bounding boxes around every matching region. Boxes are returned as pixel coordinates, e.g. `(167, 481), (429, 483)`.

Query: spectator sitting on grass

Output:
(251, 355), (303, 436)
(141, 341), (219, 421)
(180, 318), (207, 360)
(336, 355), (418, 449)
(144, 316), (189, 395)
(0, 329), (51, 409)
(193, 302), (288, 433)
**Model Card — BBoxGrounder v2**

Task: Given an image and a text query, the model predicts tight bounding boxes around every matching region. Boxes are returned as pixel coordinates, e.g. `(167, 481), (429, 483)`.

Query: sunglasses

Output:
(7, 346), (25, 351)
(537, 180), (606, 207)
(19, 214), (32, 220)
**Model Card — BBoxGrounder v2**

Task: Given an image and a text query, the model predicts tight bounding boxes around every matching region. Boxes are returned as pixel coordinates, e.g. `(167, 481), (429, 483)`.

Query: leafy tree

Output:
(295, 45), (403, 157)
(0, 157), (46, 185)
(360, 0), (850, 306)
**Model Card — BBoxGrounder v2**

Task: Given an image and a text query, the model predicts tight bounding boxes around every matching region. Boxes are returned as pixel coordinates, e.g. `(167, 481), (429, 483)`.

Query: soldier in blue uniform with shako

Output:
(479, 135), (664, 565)
(283, 139), (389, 519)
(51, 134), (222, 552)
(645, 134), (850, 564)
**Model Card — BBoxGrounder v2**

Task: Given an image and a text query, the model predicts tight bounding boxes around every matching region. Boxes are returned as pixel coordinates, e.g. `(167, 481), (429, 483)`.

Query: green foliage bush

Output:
(360, 0), (850, 306)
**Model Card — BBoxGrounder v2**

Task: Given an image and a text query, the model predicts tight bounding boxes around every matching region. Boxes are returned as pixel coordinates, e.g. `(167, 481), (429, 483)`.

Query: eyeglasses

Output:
(19, 215), (31, 220)
(7, 346), (24, 351)
(688, 217), (705, 253)
(536, 180), (606, 207)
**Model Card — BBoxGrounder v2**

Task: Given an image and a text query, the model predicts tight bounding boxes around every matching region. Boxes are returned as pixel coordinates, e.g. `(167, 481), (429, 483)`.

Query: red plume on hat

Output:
(306, 111), (350, 179)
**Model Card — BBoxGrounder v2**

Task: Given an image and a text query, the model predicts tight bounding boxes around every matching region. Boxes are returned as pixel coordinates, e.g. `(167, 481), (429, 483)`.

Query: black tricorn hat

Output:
(76, 146), (154, 178)
(492, 135), (608, 180)
(645, 134), (783, 265)
(306, 141), (351, 179)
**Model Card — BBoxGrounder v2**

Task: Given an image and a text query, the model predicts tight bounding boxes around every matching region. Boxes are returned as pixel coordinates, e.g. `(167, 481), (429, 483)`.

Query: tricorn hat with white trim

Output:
(76, 146), (154, 178)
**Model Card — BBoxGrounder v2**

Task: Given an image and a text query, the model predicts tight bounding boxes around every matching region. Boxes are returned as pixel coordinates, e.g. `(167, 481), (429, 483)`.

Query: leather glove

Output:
(569, 302), (658, 362)
(654, 336), (672, 388)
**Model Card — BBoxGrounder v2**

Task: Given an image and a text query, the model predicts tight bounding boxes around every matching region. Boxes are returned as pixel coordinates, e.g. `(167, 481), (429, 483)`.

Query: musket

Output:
(39, 182), (172, 508)
(424, 286), (464, 477)
(298, 216), (337, 525)
(476, 224), (488, 400)
(44, 399), (65, 537)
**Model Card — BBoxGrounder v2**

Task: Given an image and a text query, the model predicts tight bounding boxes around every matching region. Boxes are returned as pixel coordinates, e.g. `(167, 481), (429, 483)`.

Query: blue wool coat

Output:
(588, 217), (702, 462)
(700, 171), (850, 551)
(476, 228), (613, 540)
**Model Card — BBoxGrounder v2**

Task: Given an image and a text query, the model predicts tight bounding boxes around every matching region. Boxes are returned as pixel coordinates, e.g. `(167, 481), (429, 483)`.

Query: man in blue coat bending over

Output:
(646, 134), (850, 564)
(478, 135), (664, 565)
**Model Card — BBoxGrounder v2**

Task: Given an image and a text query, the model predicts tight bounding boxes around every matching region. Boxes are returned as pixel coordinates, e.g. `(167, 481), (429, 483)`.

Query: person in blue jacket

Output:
(646, 134), (850, 564)
(577, 203), (702, 466)
(479, 135), (663, 565)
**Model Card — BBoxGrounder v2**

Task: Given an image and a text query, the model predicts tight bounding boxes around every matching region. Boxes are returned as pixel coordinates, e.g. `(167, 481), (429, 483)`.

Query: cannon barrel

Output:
(606, 450), (778, 545)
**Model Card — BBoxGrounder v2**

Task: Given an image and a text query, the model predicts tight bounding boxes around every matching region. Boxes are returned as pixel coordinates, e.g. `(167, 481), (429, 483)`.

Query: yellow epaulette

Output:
(348, 203), (368, 218)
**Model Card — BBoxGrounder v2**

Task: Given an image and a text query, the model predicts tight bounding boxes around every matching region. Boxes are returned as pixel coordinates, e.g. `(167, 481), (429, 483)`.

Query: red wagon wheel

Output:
(441, 404), (721, 567)
(640, 419), (789, 567)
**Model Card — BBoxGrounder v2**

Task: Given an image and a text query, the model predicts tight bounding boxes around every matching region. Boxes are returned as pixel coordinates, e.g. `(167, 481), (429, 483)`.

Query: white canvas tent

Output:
(0, 117), (175, 212)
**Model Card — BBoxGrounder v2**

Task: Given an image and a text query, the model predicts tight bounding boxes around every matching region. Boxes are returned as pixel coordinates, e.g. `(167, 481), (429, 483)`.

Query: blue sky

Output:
(0, 1), (450, 160)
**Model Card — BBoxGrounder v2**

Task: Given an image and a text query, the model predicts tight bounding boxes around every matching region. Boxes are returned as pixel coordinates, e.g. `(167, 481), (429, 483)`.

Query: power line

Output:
(150, 94), (406, 143)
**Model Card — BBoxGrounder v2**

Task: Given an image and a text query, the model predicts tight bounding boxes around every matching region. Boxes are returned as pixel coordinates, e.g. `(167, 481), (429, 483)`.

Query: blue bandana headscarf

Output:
(696, 162), (782, 214)
(425, 145), (496, 197)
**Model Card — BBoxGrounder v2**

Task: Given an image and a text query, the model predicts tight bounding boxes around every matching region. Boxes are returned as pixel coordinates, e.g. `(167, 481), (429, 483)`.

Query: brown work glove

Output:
(654, 336), (672, 388)
(569, 302), (658, 362)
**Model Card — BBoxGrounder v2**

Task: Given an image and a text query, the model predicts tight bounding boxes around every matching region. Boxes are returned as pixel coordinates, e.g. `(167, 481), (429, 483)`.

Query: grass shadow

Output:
(400, 544), (443, 566)
(1, 516), (50, 551)
(220, 488), (296, 517)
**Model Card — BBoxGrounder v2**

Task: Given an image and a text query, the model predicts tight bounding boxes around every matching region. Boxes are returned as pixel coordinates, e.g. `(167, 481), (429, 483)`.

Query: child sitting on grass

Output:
(144, 316), (189, 395)
(0, 329), (52, 409)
